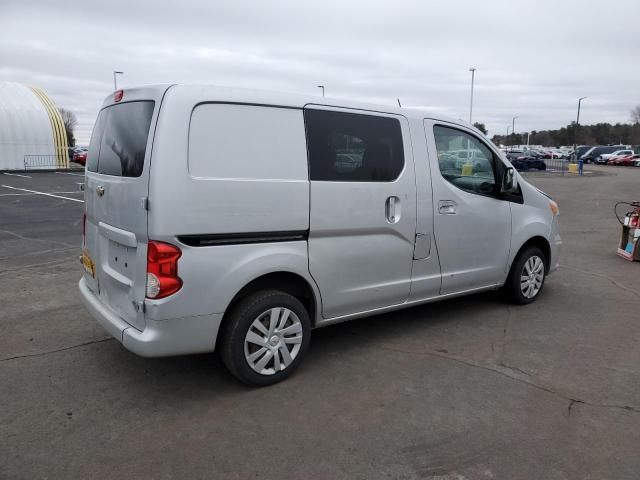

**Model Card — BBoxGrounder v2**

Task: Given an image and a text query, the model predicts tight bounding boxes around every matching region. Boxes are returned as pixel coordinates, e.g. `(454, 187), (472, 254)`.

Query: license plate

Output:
(81, 251), (95, 277)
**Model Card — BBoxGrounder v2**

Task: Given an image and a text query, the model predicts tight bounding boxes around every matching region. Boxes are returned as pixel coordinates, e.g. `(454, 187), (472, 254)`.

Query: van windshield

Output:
(87, 101), (155, 177)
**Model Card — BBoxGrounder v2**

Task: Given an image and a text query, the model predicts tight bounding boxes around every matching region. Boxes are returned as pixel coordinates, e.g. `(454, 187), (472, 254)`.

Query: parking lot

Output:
(1, 167), (639, 479)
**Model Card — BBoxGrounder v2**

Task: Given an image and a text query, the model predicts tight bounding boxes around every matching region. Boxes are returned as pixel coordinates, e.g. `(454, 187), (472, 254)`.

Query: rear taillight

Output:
(146, 241), (182, 299)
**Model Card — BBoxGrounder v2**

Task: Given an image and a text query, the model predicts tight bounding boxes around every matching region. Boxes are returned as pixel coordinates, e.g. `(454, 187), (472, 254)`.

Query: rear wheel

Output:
(220, 290), (311, 386)
(504, 246), (546, 305)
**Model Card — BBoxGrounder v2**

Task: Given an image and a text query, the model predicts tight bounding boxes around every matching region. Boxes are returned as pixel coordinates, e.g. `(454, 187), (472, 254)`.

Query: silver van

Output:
(79, 85), (561, 386)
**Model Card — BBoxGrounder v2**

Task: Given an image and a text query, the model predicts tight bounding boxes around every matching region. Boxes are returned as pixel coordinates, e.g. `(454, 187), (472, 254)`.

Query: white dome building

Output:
(0, 82), (68, 170)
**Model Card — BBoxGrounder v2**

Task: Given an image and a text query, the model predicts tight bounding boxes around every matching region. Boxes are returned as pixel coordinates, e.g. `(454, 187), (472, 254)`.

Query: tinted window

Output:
(433, 125), (497, 196)
(304, 109), (404, 182)
(87, 101), (155, 177)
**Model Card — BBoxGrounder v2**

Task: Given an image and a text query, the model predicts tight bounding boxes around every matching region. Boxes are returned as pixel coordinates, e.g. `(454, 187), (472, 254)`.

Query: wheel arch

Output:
(216, 271), (321, 349)
(512, 236), (551, 274)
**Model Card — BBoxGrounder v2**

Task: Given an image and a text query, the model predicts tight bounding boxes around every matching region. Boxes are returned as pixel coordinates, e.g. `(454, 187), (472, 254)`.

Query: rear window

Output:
(87, 101), (155, 177)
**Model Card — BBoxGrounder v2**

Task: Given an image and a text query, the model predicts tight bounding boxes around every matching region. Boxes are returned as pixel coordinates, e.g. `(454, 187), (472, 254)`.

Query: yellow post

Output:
(568, 163), (578, 174)
(461, 163), (474, 176)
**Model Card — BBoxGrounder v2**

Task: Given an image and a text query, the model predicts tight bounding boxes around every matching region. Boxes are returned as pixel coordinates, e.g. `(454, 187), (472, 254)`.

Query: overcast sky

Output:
(2, 0), (639, 144)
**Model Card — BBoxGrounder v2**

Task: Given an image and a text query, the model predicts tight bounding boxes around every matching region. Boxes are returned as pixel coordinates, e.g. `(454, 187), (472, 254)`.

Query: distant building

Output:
(0, 81), (68, 170)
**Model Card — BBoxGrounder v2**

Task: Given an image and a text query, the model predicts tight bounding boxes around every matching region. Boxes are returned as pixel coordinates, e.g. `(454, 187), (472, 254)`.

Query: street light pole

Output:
(575, 96), (588, 148)
(468, 67), (476, 124)
(113, 71), (123, 91)
(512, 116), (519, 145)
(317, 85), (325, 97)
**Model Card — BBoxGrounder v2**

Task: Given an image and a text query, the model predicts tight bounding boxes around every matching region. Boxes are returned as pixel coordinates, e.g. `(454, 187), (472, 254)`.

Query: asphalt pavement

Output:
(1, 166), (639, 479)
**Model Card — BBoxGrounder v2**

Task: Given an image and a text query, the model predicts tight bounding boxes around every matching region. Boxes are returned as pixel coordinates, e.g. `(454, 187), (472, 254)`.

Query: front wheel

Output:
(504, 247), (546, 305)
(220, 290), (311, 386)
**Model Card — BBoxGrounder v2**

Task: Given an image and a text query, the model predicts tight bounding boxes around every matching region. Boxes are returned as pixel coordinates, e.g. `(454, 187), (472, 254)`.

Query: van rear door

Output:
(83, 87), (168, 331)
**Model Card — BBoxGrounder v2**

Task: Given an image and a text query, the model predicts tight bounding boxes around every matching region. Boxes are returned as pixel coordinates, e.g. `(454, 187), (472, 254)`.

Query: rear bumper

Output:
(78, 277), (223, 357)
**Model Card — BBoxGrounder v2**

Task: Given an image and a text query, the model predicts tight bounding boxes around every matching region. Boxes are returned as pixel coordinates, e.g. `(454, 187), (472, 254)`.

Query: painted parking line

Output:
(0, 185), (84, 203)
(55, 172), (85, 177)
(3, 172), (32, 178)
(0, 191), (84, 197)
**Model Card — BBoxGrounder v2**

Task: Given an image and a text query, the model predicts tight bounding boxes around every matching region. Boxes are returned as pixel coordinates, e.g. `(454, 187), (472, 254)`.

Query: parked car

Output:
(600, 149), (634, 162)
(68, 146), (86, 161)
(511, 156), (547, 171)
(73, 150), (88, 166)
(573, 145), (591, 160)
(539, 149), (562, 159)
(524, 149), (544, 159)
(551, 149), (571, 159)
(505, 149), (525, 161)
(79, 85), (562, 386)
(609, 154), (640, 166)
(581, 145), (627, 164)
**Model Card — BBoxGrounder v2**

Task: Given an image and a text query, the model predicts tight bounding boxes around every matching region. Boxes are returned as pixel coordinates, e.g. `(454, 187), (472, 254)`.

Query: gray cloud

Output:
(1, 0), (638, 143)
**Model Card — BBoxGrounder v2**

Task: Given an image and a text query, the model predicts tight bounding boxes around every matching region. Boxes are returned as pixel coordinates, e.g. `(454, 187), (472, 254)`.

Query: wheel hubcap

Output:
(244, 307), (303, 376)
(520, 255), (544, 299)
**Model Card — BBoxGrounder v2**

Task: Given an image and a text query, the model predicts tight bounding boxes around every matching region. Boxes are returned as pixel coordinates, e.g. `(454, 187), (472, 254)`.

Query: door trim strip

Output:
(177, 230), (309, 247)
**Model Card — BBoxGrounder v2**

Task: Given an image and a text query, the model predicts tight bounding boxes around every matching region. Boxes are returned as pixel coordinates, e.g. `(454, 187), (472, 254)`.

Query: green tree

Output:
(473, 122), (488, 135)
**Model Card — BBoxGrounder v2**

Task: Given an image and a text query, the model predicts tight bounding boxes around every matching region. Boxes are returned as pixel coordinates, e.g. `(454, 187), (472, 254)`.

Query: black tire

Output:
(504, 246), (547, 305)
(220, 290), (311, 386)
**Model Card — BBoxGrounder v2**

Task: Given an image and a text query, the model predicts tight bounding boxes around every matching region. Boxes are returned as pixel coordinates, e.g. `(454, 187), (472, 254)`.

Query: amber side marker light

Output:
(549, 200), (559, 216)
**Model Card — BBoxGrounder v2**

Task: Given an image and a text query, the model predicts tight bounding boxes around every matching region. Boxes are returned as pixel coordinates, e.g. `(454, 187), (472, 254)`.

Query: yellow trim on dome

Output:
(29, 86), (69, 168)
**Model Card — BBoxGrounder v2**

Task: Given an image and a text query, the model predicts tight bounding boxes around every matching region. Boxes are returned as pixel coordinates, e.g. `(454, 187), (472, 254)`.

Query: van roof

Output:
(103, 83), (477, 133)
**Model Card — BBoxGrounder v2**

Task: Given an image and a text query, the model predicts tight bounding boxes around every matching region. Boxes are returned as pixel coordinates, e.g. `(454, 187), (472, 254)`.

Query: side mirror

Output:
(502, 167), (516, 192)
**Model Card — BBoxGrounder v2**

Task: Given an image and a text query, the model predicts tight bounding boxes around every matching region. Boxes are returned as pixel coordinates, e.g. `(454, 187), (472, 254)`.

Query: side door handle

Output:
(385, 196), (401, 223)
(438, 200), (457, 214)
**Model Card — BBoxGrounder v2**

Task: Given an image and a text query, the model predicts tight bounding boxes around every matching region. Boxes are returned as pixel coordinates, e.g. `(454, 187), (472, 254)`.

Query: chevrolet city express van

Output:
(79, 85), (561, 386)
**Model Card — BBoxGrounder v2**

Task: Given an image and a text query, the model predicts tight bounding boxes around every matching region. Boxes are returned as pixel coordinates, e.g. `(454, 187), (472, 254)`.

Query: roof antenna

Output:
(397, 98), (402, 108)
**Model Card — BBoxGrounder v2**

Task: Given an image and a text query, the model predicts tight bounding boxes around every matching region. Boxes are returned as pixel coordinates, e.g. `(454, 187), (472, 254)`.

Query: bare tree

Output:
(59, 108), (77, 146)
(631, 105), (640, 124)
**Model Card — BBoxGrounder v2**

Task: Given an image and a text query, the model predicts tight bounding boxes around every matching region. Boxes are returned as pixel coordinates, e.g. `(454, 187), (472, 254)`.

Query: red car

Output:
(608, 154), (639, 167)
(73, 150), (88, 166)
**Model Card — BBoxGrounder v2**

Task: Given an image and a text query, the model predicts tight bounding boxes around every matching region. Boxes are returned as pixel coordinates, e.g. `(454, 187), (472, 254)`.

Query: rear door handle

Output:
(438, 200), (457, 214)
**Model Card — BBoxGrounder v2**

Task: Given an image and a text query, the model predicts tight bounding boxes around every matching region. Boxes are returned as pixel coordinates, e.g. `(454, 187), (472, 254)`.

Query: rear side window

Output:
(304, 109), (404, 182)
(188, 104), (308, 180)
(87, 101), (155, 177)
